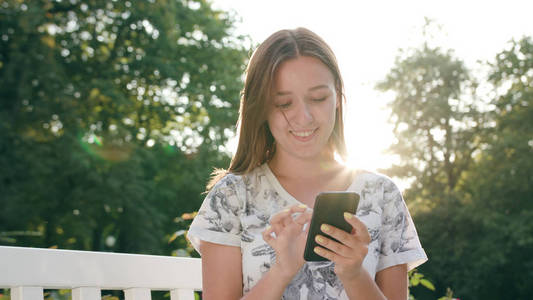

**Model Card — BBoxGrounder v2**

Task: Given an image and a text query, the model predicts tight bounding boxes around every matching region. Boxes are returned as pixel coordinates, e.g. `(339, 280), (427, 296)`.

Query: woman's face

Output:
(267, 56), (339, 161)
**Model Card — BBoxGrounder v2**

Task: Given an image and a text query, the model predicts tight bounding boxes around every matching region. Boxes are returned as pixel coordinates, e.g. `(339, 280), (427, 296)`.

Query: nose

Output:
(292, 100), (313, 126)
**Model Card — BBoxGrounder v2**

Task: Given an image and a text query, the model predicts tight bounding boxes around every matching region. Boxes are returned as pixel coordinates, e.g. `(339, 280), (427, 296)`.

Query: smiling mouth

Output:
(290, 129), (317, 137)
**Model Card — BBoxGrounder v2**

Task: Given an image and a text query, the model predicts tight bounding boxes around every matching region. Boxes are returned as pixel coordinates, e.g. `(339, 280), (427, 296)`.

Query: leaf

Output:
(410, 276), (420, 286)
(168, 230), (186, 243)
(181, 211), (197, 220)
(41, 36), (55, 48)
(420, 278), (436, 291)
(89, 88), (100, 100)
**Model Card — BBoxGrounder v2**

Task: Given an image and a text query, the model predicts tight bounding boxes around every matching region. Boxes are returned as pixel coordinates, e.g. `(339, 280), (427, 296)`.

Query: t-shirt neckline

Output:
(260, 163), (358, 206)
(261, 163), (302, 205)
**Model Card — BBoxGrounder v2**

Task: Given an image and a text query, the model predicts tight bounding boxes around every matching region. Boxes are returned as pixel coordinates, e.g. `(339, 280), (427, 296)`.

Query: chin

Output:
(291, 147), (330, 160)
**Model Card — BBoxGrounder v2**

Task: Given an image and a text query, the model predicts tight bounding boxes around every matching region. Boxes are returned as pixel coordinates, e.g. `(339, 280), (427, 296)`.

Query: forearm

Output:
(240, 264), (294, 300)
(341, 268), (387, 300)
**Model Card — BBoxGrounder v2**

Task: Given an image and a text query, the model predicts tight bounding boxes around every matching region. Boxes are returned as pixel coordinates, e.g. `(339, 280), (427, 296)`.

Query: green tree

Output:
(0, 0), (248, 255)
(376, 21), (485, 298)
(378, 25), (533, 298)
(454, 36), (533, 299)
(376, 32), (483, 209)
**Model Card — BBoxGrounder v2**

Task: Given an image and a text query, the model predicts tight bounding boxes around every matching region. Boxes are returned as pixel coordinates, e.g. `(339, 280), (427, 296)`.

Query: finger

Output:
(314, 234), (352, 257)
(293, 210), (312, 226)
(313, 244), (367, 266)
(289, 204), (309, 214)
(285, 204), (309, 226)
(270, 210), (293, 231)
(282, 214), (293, 227)
(284, 213), (310, 236)
(270, 222), (283, 237)
(270, 207), (292, 225)
(262, 226), (276, 246)
(344, 213), (371, 244)
(303, 222), (310, 234)
(270, 204), (306, 223)
(270, 204), (308, 227)
(320, 224), (353, 247)
(312, 246), (346, 263)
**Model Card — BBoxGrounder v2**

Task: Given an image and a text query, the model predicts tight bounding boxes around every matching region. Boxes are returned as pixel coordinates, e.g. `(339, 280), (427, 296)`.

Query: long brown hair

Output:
(207, 27), (347, 190)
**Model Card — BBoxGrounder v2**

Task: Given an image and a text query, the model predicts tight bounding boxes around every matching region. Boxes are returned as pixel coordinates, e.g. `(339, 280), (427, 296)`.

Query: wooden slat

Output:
(124, 288), (151, 300)
(170, 289), (195, 300)
(72, 287), (101, 300)
(11, 287), (44, 300)
(0, 246), (202, 290)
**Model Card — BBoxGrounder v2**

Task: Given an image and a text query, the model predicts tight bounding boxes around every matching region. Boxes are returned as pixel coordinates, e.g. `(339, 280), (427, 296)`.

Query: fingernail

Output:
(344, 212), (353, 219)
(298, 204), (307, 209)
(321, 224), (329, 232)
(315, 235), (324, 243)
(282, 208), (290, 213)
(314, 247), (323, 254)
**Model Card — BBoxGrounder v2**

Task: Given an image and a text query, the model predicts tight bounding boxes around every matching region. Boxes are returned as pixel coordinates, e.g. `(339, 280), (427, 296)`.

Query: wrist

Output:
(337, 267), (365, 284)
(270, 261), (299, 283)
(339, 268), (387, 300)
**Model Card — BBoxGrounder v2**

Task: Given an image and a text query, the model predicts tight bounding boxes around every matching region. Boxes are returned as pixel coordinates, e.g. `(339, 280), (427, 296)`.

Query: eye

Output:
(312, 97), (327, 102)
(275, 102), (291, 109)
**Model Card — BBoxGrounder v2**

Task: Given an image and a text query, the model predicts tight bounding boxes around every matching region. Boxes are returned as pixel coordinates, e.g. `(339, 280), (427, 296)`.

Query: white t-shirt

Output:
(187, 164), (427, 299)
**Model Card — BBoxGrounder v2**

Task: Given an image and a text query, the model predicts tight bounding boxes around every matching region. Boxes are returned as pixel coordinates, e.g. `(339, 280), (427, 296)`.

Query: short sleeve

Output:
(377, 178), (428, 272)
(187, 174), (245, 254)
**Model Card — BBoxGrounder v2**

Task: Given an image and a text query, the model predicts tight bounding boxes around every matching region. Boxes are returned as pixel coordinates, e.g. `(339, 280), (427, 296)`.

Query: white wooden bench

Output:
(0, 246), (202, 300)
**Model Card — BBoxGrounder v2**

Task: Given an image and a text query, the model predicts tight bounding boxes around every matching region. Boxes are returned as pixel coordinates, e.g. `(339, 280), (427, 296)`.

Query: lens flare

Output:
(79, 133), (133, 162)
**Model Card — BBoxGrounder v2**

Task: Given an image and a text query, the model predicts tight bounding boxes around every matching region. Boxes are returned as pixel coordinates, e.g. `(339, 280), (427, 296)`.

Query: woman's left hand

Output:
(313, 212), (371, 281)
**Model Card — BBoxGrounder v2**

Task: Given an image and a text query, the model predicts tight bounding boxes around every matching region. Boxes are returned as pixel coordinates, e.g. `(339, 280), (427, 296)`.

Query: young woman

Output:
(187, 28), (427, 300)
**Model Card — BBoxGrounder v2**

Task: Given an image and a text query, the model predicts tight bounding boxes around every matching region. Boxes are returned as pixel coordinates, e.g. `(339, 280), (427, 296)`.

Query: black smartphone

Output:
(303, 191), (360, 261)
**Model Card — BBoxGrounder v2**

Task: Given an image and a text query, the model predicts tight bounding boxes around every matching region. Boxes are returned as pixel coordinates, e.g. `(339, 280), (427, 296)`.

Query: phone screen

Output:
(303, 192), (360, 261)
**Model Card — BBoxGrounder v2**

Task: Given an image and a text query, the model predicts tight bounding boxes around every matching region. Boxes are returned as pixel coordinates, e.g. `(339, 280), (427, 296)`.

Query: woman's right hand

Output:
(262, 204), (312, 280)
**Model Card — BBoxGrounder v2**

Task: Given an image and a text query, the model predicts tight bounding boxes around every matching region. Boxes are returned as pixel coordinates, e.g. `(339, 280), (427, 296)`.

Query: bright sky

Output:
(212, 0), (533, 173)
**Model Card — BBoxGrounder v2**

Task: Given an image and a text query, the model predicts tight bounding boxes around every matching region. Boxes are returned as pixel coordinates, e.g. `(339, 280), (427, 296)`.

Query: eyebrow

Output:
(275, 84), (330, 96)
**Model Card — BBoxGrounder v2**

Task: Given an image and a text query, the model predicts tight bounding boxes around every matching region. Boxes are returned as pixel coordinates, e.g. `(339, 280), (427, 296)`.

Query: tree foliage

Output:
(379, 31), (533, 299)
(454, 36), (533, 299)
(376, 44), (483, 210)
(0, 0), (248, 255)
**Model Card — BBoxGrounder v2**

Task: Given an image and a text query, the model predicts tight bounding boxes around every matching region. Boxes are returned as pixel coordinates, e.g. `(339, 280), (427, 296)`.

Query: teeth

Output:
(292, 130), (314, 137)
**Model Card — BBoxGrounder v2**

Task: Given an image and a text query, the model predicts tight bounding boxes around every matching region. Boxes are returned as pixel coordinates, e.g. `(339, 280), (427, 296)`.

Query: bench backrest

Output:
(0, 246), (202, 300)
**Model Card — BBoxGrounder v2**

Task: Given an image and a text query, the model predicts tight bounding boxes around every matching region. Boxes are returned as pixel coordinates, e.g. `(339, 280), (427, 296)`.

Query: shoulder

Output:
(206, 173), (245, 204)
(350, 169), (404, 209)
(211, 172), (244, 190)
(209, 166), (266, 196)
(352, 169), (400, 193)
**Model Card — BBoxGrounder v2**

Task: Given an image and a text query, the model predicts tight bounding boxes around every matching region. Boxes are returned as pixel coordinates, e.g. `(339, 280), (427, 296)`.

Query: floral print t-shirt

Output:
(187, 164), (427, 299)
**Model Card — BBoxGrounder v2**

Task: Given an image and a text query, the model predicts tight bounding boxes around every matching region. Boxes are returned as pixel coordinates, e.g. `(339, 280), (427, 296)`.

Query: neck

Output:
(268, 151), (341, 179)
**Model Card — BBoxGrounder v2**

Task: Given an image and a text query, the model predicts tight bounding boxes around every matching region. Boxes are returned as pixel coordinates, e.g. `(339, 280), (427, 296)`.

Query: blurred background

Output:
(1, 1), (532, 299)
